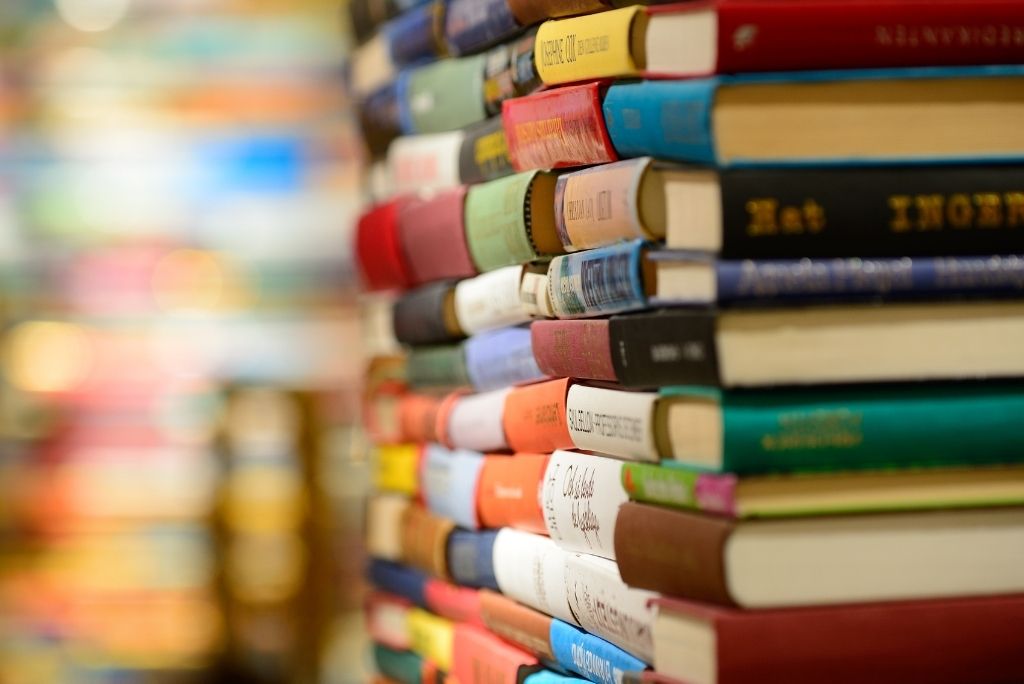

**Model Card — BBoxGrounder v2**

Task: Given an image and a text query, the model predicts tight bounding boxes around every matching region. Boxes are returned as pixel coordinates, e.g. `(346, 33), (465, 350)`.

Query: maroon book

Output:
(654, 594), (1024, 684)
(354, 199), (412, 291)
(530, 319), (616, 382)
(398, 187), (479, 286)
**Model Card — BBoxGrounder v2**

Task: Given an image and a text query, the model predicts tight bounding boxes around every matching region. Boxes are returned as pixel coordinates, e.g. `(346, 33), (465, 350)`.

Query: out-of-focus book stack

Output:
(350, 1), (1024, 682)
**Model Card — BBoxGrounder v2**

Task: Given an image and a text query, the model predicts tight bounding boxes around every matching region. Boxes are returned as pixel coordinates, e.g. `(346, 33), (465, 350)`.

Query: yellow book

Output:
(534, 5), (646, 85)
(374, 444), (420, 496)
(407, 607), (455, 672)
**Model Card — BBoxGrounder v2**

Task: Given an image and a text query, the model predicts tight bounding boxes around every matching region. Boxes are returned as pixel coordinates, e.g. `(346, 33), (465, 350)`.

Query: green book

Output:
(657, 382), (1024, 474)
(373, 643), (423, 684)
(407, 344), (469, 390)
(403, 54), (487, 134)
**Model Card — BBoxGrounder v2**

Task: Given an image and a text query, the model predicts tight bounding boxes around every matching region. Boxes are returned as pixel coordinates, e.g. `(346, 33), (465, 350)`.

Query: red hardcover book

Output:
(398, 187), (479, 286)
(711, 0), (1024, 75)
(452, 623), (538, 684)
(355, 199), (413, 291)
(530, 319), (616, 382)
(654, 594), (1024, 684)
(424, 578), (484, 627)
(502, 82), (618, 172)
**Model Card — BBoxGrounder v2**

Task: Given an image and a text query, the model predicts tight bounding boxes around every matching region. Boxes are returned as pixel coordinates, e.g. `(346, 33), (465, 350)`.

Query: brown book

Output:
(479, 589), (555, 662)
(401, 504), (456, 580)
(654, 594), (1024, 684)
(614, 502), (1024, 609)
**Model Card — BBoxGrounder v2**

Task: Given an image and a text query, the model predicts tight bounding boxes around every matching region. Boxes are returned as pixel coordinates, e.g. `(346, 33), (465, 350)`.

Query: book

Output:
(553, 159), (1024, 258)
(423, 577), (484, 626)
(478, 453), (549, 534)
(530, 302), (1024, 388)
(614, 503), (1024, 608)
(622, 462), (1024, 518)
(356, 199), (412, 291)
(453, 265), (533, 336)
(367, 592), (413, 650)
(451, 623), (538, 684)
(367, 493), (411, 561)
(439, 388), (512, 453)
(401, 504), (457, 578)
(534, 0), (1024, 85)
(392, 280), (463, 346)
(397, 393), (442, 444)
(545, 239), (659, 319)
(447, 528), (500, 590)
(603, 66), (1024, 166)
(374, 444), (421, 496)
(373, 643), (425, 684)
(502, 378), (574, 453)
(652, 594), (1024, 684)
(464, 170), (562, 273)
(541, 449), (628, 560)
(464, 326), (546, 393)
(388, 130), (464, 196)
(399, 54), (489, 135)
(368, 558), (429, 608)
(503, 81), (618, 172)
(397, 187), (478, 286)
(407, 606), (456, 672)
(565, 384), (660, 462)
(406, 343), (469, 390)
(348, 0), (435, 45)
(459, 117), (515, 185)
(422, 445), (486, 528)
(655, 382), (1024, 474)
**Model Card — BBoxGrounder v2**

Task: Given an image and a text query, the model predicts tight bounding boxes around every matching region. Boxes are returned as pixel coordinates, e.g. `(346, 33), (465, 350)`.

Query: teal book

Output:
(657, 382), (1024, 475)
(373, 643), (424, 684)
(602, 65), (1024, 167)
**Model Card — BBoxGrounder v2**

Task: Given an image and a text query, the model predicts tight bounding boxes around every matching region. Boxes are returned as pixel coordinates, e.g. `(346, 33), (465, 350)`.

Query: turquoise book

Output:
(656, 382), (1024, 475)
(602, 65), (1024, 167)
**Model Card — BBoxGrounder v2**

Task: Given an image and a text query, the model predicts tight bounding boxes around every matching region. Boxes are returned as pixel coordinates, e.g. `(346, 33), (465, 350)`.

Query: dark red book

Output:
(530, 319), (616, 382)
(355, 199), (412, 291)
(398, 187), (479, 286)
(653, 594), (1024, 684)
(502, 81), (617, 172)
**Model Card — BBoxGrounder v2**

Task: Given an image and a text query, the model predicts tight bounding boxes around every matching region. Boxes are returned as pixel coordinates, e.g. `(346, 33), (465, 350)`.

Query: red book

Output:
(502, 82), (618, 172)
(530, 319), (616, 382)
(424, 578), (484, 627)
(451, 623), (537, 684)
(398, 187), (479, 286)
(355, 199), (413, 291)
(654, 594), (1024, 684)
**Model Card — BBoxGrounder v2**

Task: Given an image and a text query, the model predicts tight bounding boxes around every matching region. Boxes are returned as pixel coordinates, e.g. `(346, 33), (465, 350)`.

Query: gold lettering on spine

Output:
(947, 193), (974, 228)
(974, 193), (1003, 228)
(915, 194), (945, 230)
(746, 198), (778, 236)
(1004, 192), (1024, 226)
(889, 195), (912, 232)
(803, 199), (826, 232)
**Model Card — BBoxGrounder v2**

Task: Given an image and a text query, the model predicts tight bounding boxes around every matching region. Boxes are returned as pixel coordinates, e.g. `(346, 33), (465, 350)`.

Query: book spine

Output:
(503, 82), (619, 172)
(478, 454), (550, 534)
(714, 383), (1024, 474)
(455, 265), (531, 335)
(368, 559), (430, 607)
(602, 79), (719, 165)
(384, 1), (443, 66)
(367, 493), (412, 561)
(359, 81), (403, 157)
(548, 239), (648, 319)
(502, 378), (575, 453)
(555, 157), (653, 251)
(453, 624), (539, 684)
(609, 309), (721, 389)
(445, 388), (512, 453)
(422, 445), (486, 528)
(374, 643), (424, 684)
(507, 0), (612, 26)
(622, 462), (738, 516)
(393, 281), (462, 346)
(465, 326), (547, 393)
(541, 450), (628, 560)
(479, 589), (556, 662)
(407, 607), (456, 672)
(564, 552), (657, 663)
(368, 592), (413, 650)
(398, 187), (477, 286)
(614, 502), (737, 607)
(348, 0), (395, 44)
(447, 529), (500, 590)
(483, 29), (542, 117)
(388, 130), (465, 195)
(401, 505), (457, 579)
(407, 344), (470, 390)
(402, 54), (488, 135)
(534, 6), (641, 85)
(356, 200), (413, 291)
(460, 117), (516, 185)
(464, 171), (546, 272)
(717, 165), (1024, 259)
(716, 0), (1024, 74)
(566, 385), (660, 462)
(493, 528), (577, 625)
(399, 394), (442, 443)
(549, 620), (648, 684)
(715, 255), (1024, 303)
(374, 444), (422, 495)
(530, 319), (617, 382)
(445, 0), (522, 56)
(423, 578), (484, 626)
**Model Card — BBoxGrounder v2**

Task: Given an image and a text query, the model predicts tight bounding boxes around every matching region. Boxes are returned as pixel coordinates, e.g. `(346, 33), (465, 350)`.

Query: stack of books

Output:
(351, 1), (1024, 682)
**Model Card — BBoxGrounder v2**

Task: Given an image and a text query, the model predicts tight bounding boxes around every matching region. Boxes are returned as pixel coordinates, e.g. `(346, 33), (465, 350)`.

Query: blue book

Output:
(549, 620), (648, 684)
(465, 326), (546, 392)
(422, 444), (485, 529)
(603, 65), (1024, 167)
(444, 0), (521, 56)
(367, 559), (428, 607)
(383, 1), (442, 66)
(446, 529), (499, 590)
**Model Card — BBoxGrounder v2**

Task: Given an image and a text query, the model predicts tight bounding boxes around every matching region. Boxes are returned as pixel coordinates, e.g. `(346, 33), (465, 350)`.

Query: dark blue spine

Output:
(446, 529), (499, 590)
(367, 558), (429, 607)
(384, 1), (440, 65)
(444, 0), (520, 56)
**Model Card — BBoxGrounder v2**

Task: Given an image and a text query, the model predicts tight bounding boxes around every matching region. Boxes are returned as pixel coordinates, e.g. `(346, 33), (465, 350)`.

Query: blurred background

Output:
(0, 1), (373, 682)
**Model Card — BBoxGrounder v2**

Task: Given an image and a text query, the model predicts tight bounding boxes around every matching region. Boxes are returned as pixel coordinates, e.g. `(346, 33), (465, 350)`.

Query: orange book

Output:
(400, 505), (456, 580)
(502, 378), (573, 453)
(479, 589), (555, 662)
(478, 454), (549, 534)
(452, 623), (538, 684)
(398, 393), (443, 443)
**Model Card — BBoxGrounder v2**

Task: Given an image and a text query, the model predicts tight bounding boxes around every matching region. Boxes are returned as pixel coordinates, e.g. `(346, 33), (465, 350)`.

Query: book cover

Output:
(566, 384), (660, 462)
(421, 445), (485, 528)
(460, 117), (515, 185)
(549, 620), (648, 684)
(530, 319), (617, 383)
(401, 505), (456, 579)
(388, 130), (465, 195)
(541, 450), (628, 560)
(407, 607), (456, 672)
(397, 186), (478, 285)
(493, 528), (576, 625)
(547, 239), (651, 319)
(445, 0), (522, 56)
(454, 265), (532, 336)
(447, 528), (500, 590)
(478, 453), (549, 534)
(443, 388), (512, 453)
(424, 577), (484, 626)
(407, 344), (470, 390)
(374, 444), (422, 496)
(368, 559), (429, 608)
(464, 326), (546, 393)
(452, 623), (539, 684)
(356, 200), (413, 291)
(392, 281), (463, 346)
(367, 493), (411, 561)
(502, 378), (575, 453)
(398, 54), (488, 134)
